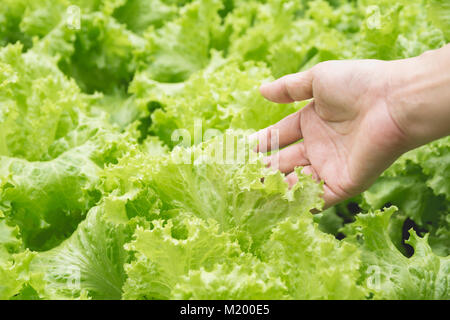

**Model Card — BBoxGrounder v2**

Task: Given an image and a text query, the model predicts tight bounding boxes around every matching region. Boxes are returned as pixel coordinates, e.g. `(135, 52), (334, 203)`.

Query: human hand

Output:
(253, 44), (450, 209)
(252, 59), (411, 208)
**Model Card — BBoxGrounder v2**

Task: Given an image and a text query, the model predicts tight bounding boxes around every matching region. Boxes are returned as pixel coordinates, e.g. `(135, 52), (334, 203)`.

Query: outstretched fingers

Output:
(260, 70), (314, 104)
(250, 109), (304, 153)
(251, 70), (314, 153)
(264, 142), (309, 173)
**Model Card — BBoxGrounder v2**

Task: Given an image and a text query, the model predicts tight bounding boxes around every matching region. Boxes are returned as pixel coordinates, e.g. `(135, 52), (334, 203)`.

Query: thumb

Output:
(259, 69), (314, 104)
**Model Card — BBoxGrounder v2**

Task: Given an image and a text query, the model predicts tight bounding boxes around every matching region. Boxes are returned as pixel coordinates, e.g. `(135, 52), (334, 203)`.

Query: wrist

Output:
(386, 44), (450, 150)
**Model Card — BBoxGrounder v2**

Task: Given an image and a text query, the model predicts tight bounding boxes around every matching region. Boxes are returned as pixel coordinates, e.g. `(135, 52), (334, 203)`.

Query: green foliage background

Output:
(0, 0), (448, 300)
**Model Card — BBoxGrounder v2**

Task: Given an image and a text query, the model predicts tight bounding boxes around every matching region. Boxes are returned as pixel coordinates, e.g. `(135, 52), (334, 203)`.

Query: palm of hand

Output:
(257, 60), (407, 207)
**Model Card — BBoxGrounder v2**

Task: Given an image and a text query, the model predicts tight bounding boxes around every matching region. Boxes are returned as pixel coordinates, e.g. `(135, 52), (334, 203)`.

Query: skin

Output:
(252, 44), (450, 208)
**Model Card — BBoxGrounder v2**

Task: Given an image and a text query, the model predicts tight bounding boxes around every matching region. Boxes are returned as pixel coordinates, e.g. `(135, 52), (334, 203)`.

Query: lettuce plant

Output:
(0, 0), (448, 300)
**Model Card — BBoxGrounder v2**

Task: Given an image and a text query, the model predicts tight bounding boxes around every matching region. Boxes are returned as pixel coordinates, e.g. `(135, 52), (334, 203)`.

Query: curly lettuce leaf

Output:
(359, 137), (450, 255)
(417, 137), (450, 201)
(0, 249), (45, 300)
(1, 0), (448, 301)
(132, 57), (301, 147)
(0, 0), (33, 49)
(0, 105), (134, 252)
(31, 198), (132, 300)
(0, 219), (21, 260)
(0, 149), (100, 251)
(0, 43), (89, 161)
(263, 214), (367, 300)
(140, 0), (223, 83)
(0, 42), (137, 251)
(427, 0), (450, 41)
(147, 135), (324, 252)
(315, 206), (345, 236)
(56, 12), (144, 94)
(123, 216), (243, 299)
(348, 207), (449, 300)
(225, 0), (302, 64)
(357, 0), (446, 59)
(225, 0), (357, 75)
(0, 217), (44, 300)
(113, 0), (178, 34)
(172, 261), (288, 300)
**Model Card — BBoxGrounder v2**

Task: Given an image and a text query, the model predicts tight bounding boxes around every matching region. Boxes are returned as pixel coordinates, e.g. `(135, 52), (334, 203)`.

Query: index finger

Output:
(260, 70), (314, 104)
(249, 102), (316, 153)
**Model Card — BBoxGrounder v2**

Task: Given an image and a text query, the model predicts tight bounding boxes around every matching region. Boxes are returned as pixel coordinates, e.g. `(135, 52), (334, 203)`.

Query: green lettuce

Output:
(0, 217), (44, 300)
(132, 57), (302, 147)
(138, 0), (223, 83)
(0, 0), (448, 301)
(172, 261), (288, 300)
(359, 137), (450, 256)
(427, 0), (450, 41)
(31, 199), (130, 300)
(347, 207), (449, 299)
